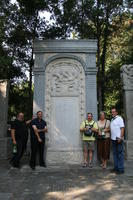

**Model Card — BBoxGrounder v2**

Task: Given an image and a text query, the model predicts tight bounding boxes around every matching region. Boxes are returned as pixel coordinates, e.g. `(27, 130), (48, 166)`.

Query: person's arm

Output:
(42, 126), (48, 133)
(117, 127), (124, 143)
(32, 125), (42, 143)
(25, 119), (32, 125)
(104, 120), (110, 133)
(37, 127), (48, 133)
(117, 117), (125, 143)
(11, 129), (16, 145)
(80, 127), (87, 132)
(80, 121), (86, 132)
(91, 122), (99, 134)
(92, 127), (99, 134)
(104, 128), (110, 133)
(120, 127), (125, 138)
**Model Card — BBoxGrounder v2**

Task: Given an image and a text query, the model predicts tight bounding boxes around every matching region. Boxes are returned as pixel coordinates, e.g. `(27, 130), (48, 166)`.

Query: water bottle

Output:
(13, 144), (17, 154)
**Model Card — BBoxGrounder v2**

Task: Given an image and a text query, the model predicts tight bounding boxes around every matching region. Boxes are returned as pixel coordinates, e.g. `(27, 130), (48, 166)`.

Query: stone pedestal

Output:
(0, 80), (9, 159)
(121, 65), (133, 159)
(33, 40), (97, 164)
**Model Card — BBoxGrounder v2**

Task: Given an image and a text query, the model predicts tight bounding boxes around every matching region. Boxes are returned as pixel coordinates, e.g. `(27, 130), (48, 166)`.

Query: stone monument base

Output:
(46, 148), (83, 165)
(126, 141), (133, 159)
(0, 137), (12, 159)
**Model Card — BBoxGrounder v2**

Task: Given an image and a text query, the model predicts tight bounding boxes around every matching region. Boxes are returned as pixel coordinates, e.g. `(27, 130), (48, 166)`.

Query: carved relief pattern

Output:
(121, 65), (133, 90)
(45, 58), (85, 131)
(51, 64), (79, 96)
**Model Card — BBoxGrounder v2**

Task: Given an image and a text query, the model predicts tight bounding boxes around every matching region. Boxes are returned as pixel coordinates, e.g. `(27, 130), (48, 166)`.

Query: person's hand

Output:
(43, 127), (48, 133)
(38, 137), (43, 143)
(117, 138), (122, 144)
(103, 128), (108, 133)
(83, 128), (87, 131)
(98, 130), (101, 136)
(13, 140), (17, 145)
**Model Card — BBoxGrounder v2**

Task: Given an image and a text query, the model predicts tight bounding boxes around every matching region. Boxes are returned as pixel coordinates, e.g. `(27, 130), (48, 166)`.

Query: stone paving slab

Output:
(0, 160), (133, 200)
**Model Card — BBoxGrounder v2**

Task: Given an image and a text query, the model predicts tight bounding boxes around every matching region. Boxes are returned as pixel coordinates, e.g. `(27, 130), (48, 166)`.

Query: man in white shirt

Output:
(110, 107), (125, 174)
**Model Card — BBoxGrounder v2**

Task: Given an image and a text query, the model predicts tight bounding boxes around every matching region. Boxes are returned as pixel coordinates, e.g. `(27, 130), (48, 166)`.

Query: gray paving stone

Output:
(0, 160), (133, 200)
(0, 193), (13, 200)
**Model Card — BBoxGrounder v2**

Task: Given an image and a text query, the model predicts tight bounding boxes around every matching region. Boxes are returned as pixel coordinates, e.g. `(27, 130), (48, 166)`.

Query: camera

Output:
(84, 125), (93, 137)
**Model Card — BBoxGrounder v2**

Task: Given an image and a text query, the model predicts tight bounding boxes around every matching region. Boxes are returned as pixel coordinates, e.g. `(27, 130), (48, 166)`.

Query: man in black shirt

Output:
(10, 112), (30, 168)
(30, 111), (47, 170)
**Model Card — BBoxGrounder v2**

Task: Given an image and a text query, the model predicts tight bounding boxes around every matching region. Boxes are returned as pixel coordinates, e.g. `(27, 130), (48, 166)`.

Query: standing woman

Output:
(97, 111), (110, 169)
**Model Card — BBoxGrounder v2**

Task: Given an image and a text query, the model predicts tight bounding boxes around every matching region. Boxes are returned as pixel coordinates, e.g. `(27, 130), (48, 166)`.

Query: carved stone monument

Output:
(0, 80), (9, 158)
(121, 65), (133, 159)
(33, 40), (97, 164)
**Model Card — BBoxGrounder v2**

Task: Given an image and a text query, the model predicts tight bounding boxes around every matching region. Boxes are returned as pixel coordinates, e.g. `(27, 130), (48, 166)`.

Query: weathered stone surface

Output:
(121, 65), (133, 159)
(0, 80), (9, 137)
(33, 40), (97, 164)
(0, 80), (9, 159)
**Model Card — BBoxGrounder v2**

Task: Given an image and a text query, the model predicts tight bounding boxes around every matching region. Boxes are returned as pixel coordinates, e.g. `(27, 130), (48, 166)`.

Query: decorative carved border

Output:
(121, 65), (133, 90)
(44, 58), (85, 145)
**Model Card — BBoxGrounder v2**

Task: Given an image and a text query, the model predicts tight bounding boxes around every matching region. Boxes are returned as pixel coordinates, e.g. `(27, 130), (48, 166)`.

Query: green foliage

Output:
(0, 0), (133, 119)
(8, 81), (33, 119)
(104, 13), (133, 115)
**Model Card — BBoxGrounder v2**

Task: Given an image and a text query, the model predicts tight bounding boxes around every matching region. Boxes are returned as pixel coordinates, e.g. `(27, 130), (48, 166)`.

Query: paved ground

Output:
(0, 159), (133, 200)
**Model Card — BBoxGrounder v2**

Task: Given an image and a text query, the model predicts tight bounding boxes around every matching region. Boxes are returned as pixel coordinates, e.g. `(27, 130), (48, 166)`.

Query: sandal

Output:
(82, 162), (88, 168)
(100, 163), (104, 167)
(102, 165), (107, 169)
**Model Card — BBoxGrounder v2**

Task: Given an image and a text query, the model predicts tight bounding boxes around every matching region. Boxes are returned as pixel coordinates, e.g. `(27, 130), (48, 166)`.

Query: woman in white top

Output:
(97, 111), (110, 169)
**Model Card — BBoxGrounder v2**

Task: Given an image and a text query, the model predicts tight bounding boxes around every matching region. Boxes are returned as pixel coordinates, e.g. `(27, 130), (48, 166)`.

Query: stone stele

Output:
(121, 65), (133, 159)
(33, 40), (97, 164)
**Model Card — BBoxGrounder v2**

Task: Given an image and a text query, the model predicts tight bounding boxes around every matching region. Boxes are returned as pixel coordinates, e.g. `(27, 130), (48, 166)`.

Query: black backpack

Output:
(84, 121), (95, 137)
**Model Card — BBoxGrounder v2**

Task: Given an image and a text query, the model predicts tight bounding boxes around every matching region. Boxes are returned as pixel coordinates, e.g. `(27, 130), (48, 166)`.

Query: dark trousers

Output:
(10, 140), (26, 167)
(30, 137), (45, 167)
(112, 140), (124, 172)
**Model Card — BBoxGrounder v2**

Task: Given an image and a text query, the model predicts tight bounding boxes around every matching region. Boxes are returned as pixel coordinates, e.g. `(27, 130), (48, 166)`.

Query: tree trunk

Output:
(28, 45), (33, 117)
(100, 8), (109, 110)
(96, 0), (103, 112)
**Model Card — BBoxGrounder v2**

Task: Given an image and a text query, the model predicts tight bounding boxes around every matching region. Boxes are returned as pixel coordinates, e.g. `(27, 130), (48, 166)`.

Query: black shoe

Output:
(115, 170), (124, 175)
(30, 166), (35, 170)
(12, 163), (19, 168)
(40, 163), (47, 167)
(110, 168), (117, 173)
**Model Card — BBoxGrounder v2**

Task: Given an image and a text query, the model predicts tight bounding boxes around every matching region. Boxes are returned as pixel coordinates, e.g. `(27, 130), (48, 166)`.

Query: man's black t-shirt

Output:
(31, 118), (47, 140)
(11, 119), (28, 141)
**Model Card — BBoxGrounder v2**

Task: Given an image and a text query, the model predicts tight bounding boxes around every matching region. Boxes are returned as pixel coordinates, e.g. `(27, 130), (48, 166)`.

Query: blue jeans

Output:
(112, 140), (124, 172)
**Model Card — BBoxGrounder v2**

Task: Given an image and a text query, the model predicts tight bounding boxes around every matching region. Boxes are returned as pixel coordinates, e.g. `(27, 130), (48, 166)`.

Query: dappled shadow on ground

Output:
(43, 170), (133, 200)
(0, 161), (133, 200)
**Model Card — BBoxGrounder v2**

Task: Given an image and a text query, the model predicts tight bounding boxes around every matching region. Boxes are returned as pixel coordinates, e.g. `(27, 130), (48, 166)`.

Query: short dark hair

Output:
(111, 107), (118, 112)
(87, 112), (93, 117)
(17, 112), (24, 117)
(37, 111), (42, 115)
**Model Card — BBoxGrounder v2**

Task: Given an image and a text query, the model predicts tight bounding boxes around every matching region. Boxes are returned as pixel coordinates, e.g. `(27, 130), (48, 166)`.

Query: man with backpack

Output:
(80, 113), (98, 168)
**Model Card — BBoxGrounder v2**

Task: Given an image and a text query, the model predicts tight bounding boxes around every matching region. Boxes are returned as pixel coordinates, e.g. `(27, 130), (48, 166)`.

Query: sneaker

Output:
(100, 163), (104, 167)
(12, 164), (19, 169)
(102, 165), (107, 169)
(110, 168), (117, 173)
(89, 162), (92, 168)
(30, 166), (35, 170)
(40, 163), (47, 168)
